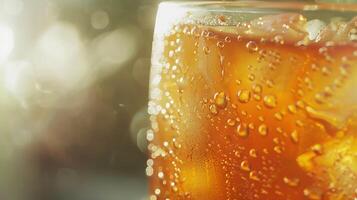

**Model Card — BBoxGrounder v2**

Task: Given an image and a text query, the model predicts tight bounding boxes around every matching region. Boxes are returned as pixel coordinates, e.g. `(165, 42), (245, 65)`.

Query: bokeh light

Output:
(91, 10), (110, 30)
(0, 24), (14, 64)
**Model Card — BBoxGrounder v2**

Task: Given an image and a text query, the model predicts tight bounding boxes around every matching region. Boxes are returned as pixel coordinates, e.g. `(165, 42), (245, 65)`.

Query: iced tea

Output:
(148, 2), (357, 200)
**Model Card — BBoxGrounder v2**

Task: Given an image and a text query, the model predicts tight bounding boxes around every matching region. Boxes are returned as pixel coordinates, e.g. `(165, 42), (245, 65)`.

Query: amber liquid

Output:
(148, 14), (357, 200)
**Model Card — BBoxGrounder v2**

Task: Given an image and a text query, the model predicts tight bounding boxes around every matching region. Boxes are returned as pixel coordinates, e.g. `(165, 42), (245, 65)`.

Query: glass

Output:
(147, 1), (357, 199)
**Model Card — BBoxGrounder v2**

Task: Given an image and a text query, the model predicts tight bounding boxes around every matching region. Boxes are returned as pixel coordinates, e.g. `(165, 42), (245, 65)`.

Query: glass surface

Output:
(148, 1), (357, 200)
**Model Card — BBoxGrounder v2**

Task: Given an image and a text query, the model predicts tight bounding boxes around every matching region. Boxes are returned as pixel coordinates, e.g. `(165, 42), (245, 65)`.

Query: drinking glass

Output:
(148, 1), (357, 199)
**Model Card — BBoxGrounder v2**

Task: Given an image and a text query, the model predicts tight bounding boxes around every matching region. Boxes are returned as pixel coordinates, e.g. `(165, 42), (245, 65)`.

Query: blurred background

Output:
(0, 0), (172, 199)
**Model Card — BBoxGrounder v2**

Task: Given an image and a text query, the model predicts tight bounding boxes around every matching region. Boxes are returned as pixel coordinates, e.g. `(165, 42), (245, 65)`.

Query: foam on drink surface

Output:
(148, 12), (357, 200)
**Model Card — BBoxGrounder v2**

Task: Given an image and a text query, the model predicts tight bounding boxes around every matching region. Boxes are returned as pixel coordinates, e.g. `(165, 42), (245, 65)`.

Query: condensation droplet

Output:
(314, 93), (325, 104)
(246, 41), (258, 52)
(263, 95), (277, 108)
(203, 46), (210, 55)
(252, 84), (263, 94)
(209, 104), (218, 115)
(236, 124), (249, 138)
(283, 177), (300, 187)
(290, 130), (299, 143)
(248, 74), (255, 81)
(237, 89), (251, 103)
(225, 36), (232, 43)
(311, 144), (323, 155)
(258, 124), (268, 136)
(288, 104), (297, 114)
(146, 166), (154, 176)
(273, 146), (283, 154)
(303, 188), (322, 200)
(214, 91), (227, 108)
(158, 171), (164, 179)
(227, 118), (236, 127)
(240, 160), (251, 171)
(217, 41), (225, 48)
(249, 171), (260, 181)
(321, 66), (331, 76)
(154, 188), (161, 195)
(249, 149), (257, 158)
(274, 112), (283, 121)
(296, 100), (305, 109)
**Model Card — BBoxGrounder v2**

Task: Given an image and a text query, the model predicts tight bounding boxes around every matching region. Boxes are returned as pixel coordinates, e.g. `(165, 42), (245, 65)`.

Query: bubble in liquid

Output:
(236, 124), (249, 138)
(258, 124), (268, 136)
(237, 89), (251, 103)
(296, 152), (315, 171)
(263, 95), (277, 108)
(214, 91), (227, 108)
(266, 80), (274, 88)
(240, 160), (251, 171)
(246, 41), (258, 52)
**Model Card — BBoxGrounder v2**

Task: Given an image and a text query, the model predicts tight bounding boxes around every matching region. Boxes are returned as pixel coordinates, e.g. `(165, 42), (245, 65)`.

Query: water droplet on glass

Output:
(236, 124), (249, 138)
(214, 91), (227, 108)
(249, 149), (257, 158)
(227, 118), (236, 127)
(273, 146), (283, 154)
(258, 124), (268, 136)
(290, 130), (299, 143)
(240, 160), (251, 171)
(311, 144), (323, 155)
(303, 188), (322, 200)
(252, 84), (263, 94)
(237, 89), (251, 103)
(246, 41), (258, 52)
(249, 171), (260, 181)
(209, 104), (218, 115)
(283, 177), (300, 187)
(274, 112), (283, 121)
(288, 104), (297, 114)
(217, 41), (225, 48)
(263, 95), (277, 108)
(203, 46), (210, 55)
(225, 36), (232, 43)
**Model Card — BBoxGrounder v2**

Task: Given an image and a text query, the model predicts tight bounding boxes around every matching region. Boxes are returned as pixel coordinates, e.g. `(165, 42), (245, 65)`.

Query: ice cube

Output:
(297, 136), (357, 199)
(306, 19), (326, 41)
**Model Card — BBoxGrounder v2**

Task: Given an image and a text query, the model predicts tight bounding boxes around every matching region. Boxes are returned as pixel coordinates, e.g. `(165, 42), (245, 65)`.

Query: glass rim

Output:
(159, 1), (357, 12)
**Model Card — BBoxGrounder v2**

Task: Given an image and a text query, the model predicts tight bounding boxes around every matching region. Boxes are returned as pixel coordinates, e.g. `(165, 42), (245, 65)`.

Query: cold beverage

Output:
(148, 2), (357, 200)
